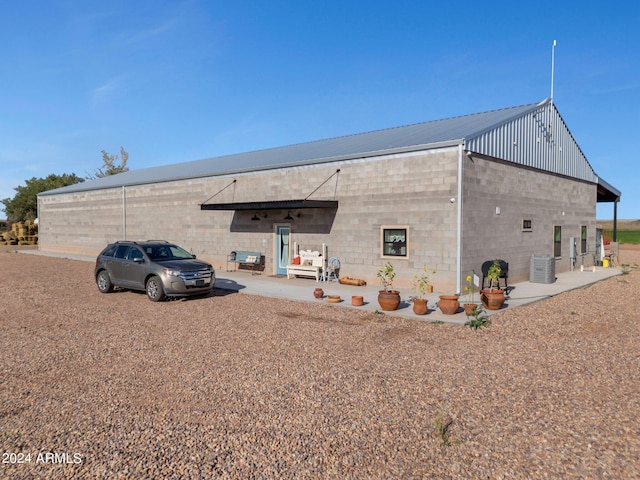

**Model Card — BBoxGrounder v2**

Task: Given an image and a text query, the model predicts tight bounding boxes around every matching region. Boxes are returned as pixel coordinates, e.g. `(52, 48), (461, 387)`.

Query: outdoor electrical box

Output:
(569, 236), (577, 271)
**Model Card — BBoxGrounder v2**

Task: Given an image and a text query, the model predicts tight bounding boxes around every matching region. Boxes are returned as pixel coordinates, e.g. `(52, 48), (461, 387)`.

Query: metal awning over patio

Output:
(200, 199), (338, 211)
(596, 176), (621, 203)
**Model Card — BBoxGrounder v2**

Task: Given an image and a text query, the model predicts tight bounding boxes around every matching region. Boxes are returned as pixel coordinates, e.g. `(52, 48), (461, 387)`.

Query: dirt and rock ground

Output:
(1, 246), (639, 479)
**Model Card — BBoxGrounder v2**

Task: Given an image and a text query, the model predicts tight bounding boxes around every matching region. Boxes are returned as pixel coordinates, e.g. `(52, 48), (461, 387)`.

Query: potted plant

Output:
(480, 259), (506, 310)
(377, 262), (401, 311)
(412, 266), (436, 315)
(463, 274), (479, 316)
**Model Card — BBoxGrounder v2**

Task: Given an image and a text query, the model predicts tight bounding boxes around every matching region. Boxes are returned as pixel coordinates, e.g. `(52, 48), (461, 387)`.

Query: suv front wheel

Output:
(96, 270), (114, 293)
(146, 276), (166, 302)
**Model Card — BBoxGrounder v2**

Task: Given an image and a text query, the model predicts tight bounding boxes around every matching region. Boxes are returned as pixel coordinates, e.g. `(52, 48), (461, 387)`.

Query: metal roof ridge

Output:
(464, 99), (551, 145)
(188, 100), (547, 163)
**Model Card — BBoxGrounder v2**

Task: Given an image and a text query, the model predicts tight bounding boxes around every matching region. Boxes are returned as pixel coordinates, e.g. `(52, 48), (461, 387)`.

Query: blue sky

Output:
(1, 1), (638, 219)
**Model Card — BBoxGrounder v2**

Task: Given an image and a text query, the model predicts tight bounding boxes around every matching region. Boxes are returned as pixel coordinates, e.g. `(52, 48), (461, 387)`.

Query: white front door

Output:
(275, 225), (290, 275)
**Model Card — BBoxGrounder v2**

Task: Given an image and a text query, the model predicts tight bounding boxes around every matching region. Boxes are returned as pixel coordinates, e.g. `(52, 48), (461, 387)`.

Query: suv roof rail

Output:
(112, 240), (171, 245)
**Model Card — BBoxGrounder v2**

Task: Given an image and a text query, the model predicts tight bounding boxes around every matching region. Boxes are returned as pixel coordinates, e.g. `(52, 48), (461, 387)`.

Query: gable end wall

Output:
(462, 155), (597, 286)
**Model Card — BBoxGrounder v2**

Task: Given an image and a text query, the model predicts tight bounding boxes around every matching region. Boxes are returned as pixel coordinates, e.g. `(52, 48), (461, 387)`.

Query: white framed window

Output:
(522, 218), (533, 232)
(381, 226), (409, 258)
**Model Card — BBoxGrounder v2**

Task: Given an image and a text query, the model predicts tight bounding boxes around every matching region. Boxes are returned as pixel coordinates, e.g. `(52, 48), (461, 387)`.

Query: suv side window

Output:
(102, 244), (117, 257)
(115, 245), (130, 259)
(126, 247), (144, 261)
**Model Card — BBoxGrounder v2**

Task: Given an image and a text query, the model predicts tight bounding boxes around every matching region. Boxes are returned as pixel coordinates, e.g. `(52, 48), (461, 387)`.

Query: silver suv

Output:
(94, 241), (215, 302)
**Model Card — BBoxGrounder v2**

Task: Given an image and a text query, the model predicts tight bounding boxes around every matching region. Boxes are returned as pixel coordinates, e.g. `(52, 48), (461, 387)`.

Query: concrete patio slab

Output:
(18, 248), (621, 325)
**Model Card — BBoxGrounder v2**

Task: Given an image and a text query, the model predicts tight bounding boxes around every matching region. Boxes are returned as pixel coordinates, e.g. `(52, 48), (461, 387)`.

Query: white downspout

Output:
(122, 186), (126, 240)
(36, 195), (41, 252)
(456, 143), (463, 295)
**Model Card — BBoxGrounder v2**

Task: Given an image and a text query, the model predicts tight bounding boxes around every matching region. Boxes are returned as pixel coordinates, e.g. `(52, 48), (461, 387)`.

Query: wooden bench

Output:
(286, 250), (324, 282)
(227, 251), (262, 275)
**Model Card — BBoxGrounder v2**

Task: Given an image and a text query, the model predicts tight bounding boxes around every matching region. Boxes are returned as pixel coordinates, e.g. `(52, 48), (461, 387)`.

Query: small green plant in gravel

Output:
(464, 306), (491, 330)
(435, 412), (461, 446)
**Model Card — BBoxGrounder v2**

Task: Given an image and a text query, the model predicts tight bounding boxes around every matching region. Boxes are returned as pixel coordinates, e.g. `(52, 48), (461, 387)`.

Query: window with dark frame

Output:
(554, 226), (562, 257)
(522, 219), (532, 232)
(382, 227), (407, 257)
(581, 225), (587, 254)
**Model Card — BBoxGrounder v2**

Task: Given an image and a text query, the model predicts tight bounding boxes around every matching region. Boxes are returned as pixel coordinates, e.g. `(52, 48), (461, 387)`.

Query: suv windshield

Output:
(144, 244), (194, 261)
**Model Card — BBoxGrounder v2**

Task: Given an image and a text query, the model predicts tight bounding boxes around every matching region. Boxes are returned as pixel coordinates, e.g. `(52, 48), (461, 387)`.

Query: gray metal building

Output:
(38, 99), (620, 292)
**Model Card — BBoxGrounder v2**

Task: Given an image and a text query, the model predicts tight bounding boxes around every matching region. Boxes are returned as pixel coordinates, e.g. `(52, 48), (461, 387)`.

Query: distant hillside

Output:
(597, 219), (640, 231)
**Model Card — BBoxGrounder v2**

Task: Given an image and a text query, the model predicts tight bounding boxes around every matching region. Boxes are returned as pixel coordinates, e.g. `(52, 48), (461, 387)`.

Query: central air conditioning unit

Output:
(530, 255), (556, 284)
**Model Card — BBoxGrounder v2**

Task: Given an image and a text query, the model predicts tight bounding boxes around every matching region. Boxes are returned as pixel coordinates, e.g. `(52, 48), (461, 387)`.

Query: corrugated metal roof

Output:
(466, 100), (599, 183)
(40, 99), (608, 196)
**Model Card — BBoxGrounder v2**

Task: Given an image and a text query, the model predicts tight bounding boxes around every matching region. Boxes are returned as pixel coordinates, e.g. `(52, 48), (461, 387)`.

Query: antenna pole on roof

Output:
(550, 39), (557, 104)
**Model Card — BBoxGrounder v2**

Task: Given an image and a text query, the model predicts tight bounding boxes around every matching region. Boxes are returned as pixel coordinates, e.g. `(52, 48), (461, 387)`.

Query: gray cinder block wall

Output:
(462, 154), (596, 285)
(38, 146), (598, 292)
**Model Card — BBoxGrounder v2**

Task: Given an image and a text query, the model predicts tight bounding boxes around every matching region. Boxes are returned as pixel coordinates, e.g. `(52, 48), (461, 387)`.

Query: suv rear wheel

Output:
(146, 275), (166, 302)
(96, 270), (114, 293)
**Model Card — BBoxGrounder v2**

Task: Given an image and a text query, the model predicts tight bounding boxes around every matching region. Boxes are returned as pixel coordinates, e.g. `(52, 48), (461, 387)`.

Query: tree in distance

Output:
(88, 147), (129, 179)
(1, 173), (84, 223)
(3, 147), (130, 223)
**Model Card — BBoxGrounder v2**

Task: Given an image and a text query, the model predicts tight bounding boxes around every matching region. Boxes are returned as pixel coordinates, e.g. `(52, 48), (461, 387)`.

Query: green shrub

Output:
(465, 306), (491, 330)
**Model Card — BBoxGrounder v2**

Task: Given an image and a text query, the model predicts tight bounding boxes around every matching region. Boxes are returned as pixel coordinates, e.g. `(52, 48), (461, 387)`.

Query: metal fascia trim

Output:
(200, 199), (339, 211)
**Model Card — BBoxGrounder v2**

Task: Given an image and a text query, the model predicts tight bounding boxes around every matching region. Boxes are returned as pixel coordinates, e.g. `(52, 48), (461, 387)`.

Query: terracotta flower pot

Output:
(480, 289), (505, 310)
(464, 303), (479, 316)
(377, 290), (401, 311)
(412, 298), (429, 315)
(438, 295), (460, 315)
(351, 295), (364, 306)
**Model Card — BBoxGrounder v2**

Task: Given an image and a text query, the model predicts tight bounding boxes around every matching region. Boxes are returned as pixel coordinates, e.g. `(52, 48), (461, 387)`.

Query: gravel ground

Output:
(1, 246), (639, 479)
